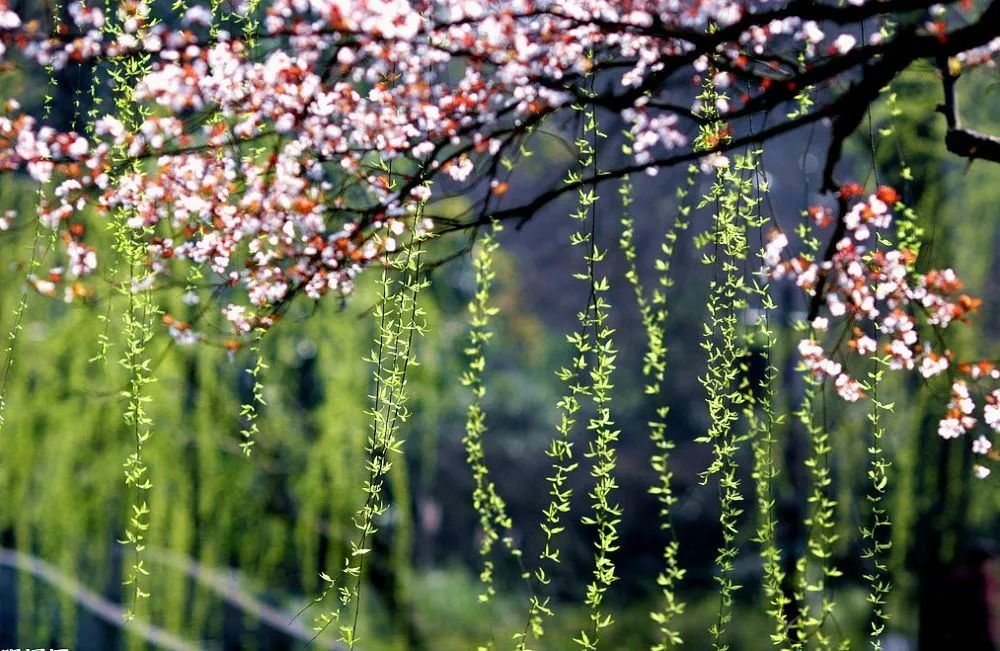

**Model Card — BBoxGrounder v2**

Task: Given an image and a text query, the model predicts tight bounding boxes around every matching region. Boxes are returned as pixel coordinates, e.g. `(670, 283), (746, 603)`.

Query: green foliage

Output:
(311, 225), (432, 646)
(859, 350), (893, 650)
(618, 152), (694, 650)
(692, 70), (761, 651)
(571, 101), (622, 651)
(107, 37), (159, 624)
(460, 220), (524, 616)
(791, 370), (841, 650)
(239, 329), (269, 456)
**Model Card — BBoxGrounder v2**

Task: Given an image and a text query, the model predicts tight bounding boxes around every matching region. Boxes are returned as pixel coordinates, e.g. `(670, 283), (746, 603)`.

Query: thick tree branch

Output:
(937, 55), (1000, 163)
(945, 128), (1000, 161)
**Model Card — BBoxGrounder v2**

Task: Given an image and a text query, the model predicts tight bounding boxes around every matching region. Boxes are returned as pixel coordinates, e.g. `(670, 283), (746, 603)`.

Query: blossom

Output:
(938, 381), (977, 439)
(853, 334), (877, 356)
(972, 435), (992, 455)
(182, 5), (212, 25)
(938, 417), (967, 440)
(808, 205), (833, 227)
(951, 381), (976, 415)
(835, 374), (864, 402)
(66, 240), (97, 277)
(223, 304), (252, 334)
(763, 182), (1000, 450)
(0, 0), (992, 393)
(699, 152), (730, 172)
(831, 34), (857, 55)
(764, 231), (788, 267)
(445, 156), (474, 182)
(798, 21), (825, 45)
(798, 339), (823, 360)
(0, 7), (20, 29)
(919, 352), (949, 378)
(985, 391), (1000, 432)
(410, 185), (432, 202)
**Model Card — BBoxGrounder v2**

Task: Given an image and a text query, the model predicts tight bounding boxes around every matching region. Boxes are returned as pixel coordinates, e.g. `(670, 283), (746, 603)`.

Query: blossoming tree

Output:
(0, 0), (998, 648)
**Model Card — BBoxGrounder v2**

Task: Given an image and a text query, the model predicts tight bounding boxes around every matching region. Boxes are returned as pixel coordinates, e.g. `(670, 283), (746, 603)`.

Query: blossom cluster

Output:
(765, 184), (997, 478)
(0, 1), (996, 343)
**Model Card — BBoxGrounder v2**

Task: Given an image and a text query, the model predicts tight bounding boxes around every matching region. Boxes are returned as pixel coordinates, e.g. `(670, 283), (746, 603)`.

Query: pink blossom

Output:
(834, 374), (864, 402)
(918, 352), (949, 379)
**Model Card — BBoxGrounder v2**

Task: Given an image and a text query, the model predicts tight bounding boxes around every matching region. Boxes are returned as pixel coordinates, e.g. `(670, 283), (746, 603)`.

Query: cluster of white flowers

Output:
(766, 184), (997, 478)
(938, 381), (977, 440)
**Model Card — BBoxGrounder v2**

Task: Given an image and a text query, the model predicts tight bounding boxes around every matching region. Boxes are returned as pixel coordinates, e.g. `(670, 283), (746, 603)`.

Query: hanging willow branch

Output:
(460, 220), (520, 605)
(516, 62), (624, 651)
(791, 371), (839, 649)
(239, 327), (268, 456)
(747, 311), (791, 648)
(106, 8), (160, 618)
(573, 77), (622, 651)
(860, 348), (893, 650)
(618, 155), (695, 650)
(744, 158), (792, 649)
(304, 212), (431, 646)
(692, 61), (759, 651)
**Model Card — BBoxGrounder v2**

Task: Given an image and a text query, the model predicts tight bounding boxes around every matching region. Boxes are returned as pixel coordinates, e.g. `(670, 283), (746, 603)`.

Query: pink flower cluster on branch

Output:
(0, 0), (997, 343)
(765, 183), (998, 477)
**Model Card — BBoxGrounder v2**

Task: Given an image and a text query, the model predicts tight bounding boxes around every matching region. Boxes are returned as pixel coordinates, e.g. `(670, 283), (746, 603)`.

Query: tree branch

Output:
(937, 54), (1000, 163)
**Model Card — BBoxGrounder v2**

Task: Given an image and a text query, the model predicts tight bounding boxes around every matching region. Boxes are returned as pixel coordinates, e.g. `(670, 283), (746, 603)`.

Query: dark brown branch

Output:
(821, 0), (1000, 190)
(937, 54), (1000, 163)
(945, 128), (1000, 161)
